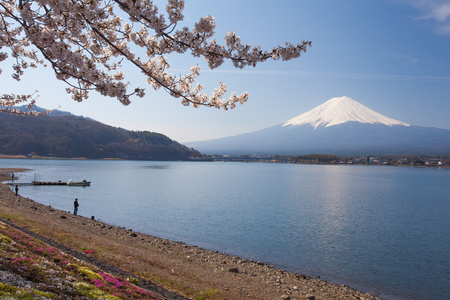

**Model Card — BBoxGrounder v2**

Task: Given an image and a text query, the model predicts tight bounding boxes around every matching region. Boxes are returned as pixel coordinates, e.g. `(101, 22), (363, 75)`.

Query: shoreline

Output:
(0, 168), (382, 299)
(2, 154), (448, 169)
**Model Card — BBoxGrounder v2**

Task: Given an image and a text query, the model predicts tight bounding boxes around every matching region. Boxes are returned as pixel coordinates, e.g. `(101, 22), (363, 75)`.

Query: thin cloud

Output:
(181, 68), (450, 82)
(294, 71), (450, 82)
(419, 1), (450, 21)
(389, 53), (421, 65)
(438, 23), (450, 34)
(406, 0), (450, 34)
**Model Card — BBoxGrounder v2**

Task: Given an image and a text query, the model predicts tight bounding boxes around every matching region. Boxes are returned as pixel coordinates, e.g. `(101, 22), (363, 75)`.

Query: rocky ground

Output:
(0, 168), (382, 299)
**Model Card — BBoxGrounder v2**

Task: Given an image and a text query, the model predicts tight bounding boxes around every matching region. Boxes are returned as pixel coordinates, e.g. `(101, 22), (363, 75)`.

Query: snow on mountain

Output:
(283, 96), (410, 129)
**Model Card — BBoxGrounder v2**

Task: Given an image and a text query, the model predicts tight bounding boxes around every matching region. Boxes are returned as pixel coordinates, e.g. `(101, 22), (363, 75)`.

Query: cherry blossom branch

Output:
(0, 0), (311, 114)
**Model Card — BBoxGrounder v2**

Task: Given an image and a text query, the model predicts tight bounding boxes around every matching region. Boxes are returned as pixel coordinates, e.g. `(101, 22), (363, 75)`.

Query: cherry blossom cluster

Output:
(0, 92), (40, 115)
(0, 0), (311, 113)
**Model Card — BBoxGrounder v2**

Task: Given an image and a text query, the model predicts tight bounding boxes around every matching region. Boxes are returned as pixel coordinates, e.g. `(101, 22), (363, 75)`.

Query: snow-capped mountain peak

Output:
(282, 96), (410, 129)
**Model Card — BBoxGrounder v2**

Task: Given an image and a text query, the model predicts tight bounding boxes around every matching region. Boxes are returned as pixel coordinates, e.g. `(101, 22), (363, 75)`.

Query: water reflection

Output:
(139, 165), (170, 169)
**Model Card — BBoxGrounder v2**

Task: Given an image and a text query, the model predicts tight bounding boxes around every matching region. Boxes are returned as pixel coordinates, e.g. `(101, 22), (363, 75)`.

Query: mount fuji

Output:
(186, 96), (450, 155)
(282, 96), (410, 129)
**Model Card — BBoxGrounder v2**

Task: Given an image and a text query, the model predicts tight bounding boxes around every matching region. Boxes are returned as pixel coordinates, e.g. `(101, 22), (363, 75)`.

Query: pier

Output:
(7, 180), (90, 186)
(32, 181), (68, 186)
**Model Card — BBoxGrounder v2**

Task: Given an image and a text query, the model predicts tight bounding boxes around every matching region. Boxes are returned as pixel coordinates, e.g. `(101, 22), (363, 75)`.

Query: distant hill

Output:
(0, 110), (204, 160)
(186, 96), (450, 155)
(11, 105), (92, 118)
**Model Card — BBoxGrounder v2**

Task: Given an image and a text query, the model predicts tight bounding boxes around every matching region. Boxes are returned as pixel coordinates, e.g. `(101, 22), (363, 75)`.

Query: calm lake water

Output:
(2, 159), (449, 299)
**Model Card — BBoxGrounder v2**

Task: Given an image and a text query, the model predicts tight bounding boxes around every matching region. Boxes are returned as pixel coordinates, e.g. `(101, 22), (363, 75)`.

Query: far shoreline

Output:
(1, 153), (449, 168)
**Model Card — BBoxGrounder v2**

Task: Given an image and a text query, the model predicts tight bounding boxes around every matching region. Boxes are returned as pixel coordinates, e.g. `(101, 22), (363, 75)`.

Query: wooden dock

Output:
(31, 180), (91, 186)
(32, 181), (68, 186)
(7, 180), (90, 187)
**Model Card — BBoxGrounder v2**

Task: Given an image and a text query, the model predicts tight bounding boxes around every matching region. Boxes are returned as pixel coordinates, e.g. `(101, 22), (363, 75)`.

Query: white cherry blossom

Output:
(0, 0), (311, 114)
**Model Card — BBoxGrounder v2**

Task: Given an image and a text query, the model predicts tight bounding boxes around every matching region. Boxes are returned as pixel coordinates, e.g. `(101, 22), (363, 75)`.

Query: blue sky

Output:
(2, 0), (450, 142)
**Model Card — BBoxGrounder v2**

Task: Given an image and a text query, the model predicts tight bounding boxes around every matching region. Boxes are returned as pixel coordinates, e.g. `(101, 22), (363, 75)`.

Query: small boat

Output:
(67, 179), (91, 186)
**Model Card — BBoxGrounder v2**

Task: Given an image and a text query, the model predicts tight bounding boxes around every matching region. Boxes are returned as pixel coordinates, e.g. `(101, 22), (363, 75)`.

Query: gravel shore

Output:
(0, 168), (382, 299)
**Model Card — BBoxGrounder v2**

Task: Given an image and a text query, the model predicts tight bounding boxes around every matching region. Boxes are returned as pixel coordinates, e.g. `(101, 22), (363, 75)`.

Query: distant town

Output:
(2, 152), (450, 167)
(208, 154), (450, 167)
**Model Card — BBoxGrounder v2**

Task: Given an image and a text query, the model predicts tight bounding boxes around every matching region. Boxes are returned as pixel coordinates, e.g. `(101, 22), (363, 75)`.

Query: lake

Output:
(1, 158), (449, 299)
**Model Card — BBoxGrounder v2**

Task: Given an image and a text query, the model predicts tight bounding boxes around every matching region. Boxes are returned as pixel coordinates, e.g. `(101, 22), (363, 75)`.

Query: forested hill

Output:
(0, 112), (204, 160)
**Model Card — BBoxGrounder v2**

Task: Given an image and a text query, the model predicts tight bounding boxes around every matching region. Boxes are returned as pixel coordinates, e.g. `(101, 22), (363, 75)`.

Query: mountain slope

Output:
(0, 113), (203, 160)
(186, 97), (450, 155)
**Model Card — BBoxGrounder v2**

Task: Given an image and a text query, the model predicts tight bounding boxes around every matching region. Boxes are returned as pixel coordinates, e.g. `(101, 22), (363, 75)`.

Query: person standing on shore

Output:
(74, 198), (79, 216)
(15, 185), (18, 196)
